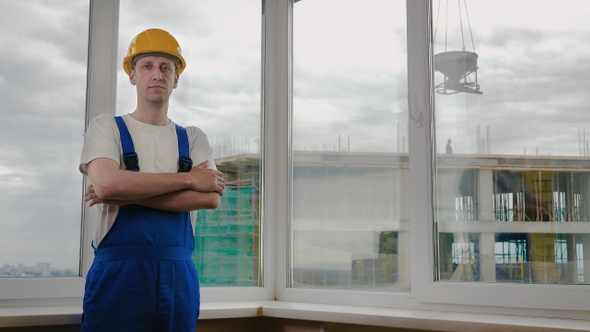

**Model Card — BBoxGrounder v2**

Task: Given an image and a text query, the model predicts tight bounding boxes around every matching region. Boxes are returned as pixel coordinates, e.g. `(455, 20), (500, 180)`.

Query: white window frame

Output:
(0, 0), (105, 305)
(0, 0), (275, 306)
(1, 0), (590, 324)
(84, 0), (276, 303)
(276, 0), (590, 320)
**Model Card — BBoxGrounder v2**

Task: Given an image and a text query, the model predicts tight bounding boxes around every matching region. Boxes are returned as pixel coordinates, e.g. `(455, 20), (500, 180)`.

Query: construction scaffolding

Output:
(437, 156), (590, 284)
(192, 185), (259, 286)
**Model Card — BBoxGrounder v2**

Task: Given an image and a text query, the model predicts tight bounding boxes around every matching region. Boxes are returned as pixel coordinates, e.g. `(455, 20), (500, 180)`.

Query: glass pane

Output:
(0, 0), (88, 277)
(292, 0), (409, 290)
(434, 0), (590, 284)
(117, 0), (262, 286)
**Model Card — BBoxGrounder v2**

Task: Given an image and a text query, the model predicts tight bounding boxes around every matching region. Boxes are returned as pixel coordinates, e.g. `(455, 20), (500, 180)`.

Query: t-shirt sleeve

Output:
(186, 126), (217, 171)
(79, 114), (121, 175)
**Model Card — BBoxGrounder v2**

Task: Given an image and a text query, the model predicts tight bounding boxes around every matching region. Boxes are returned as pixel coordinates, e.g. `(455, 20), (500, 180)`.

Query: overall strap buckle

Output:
(175, 124), (193, 173)
(114, 116), (140, 172)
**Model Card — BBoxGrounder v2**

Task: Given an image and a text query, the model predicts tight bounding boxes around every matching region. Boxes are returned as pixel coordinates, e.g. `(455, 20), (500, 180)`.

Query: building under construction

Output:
(199, 151), (590, 287)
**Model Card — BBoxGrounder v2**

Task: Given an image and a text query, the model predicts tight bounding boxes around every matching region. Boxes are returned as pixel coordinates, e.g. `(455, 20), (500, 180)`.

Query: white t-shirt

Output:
(79, 113), (216, 247)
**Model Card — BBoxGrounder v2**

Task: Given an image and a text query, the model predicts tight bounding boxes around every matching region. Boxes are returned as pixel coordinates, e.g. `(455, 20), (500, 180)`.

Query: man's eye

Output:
(161, 66), (170, 72)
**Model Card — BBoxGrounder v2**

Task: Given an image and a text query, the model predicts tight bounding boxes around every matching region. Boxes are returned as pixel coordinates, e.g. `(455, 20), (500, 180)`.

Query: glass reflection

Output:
(434, 0), (590, 284)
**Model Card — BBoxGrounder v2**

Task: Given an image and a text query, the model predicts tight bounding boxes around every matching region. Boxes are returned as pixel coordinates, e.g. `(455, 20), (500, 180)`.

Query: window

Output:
(434, 0), (590, 285)
(116, 0), (262, 287)
(0, 0), (88, 278)
(291, 0), (409, 291)
(4, 1), (590, 324)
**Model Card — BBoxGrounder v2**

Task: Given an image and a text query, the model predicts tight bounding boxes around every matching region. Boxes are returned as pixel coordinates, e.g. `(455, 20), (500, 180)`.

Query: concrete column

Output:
(397, 168), (411, 288)
(478, 169), (495, 222)
(479, 233), (496, 282)
(581, 235), (590, 284)
(581, 174), (590, 283)
(478, 170), (496, 281)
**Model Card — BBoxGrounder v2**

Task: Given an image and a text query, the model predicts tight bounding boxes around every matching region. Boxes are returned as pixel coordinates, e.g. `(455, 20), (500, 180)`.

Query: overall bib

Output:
(81, 117), (199, 332)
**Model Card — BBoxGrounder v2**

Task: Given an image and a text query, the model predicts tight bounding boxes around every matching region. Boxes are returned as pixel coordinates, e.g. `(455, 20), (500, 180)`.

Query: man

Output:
(446, 139), (453, 154)
(79, 28), (225, 331)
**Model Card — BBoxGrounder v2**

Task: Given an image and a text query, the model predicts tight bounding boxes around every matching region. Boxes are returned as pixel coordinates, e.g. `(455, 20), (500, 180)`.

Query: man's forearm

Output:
(85, 184), (220, 212)
(133, 190), (220, 212)
(87, 158), (225, 200)
(93, 168), (193, 200)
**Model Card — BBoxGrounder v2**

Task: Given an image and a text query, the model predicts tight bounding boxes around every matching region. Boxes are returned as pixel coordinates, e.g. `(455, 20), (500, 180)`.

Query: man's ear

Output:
(129, 70), (137, 86)
(173, 73), (179, 89)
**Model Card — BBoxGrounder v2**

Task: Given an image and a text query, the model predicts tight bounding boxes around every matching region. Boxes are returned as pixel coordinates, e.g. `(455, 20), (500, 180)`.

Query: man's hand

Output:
(189, 161), (226, 195)
(85, 184), (129, 207)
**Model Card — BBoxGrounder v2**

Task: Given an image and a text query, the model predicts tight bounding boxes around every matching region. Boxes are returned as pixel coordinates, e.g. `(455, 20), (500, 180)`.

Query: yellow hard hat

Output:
(123, 28), (186, 75)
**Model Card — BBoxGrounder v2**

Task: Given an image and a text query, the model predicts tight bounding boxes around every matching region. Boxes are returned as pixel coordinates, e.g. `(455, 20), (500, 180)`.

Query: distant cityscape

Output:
(0, 263), (78, 278)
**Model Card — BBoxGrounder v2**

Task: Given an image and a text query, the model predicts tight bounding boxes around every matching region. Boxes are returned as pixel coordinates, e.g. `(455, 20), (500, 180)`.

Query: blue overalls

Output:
(81, 117), (199, 332)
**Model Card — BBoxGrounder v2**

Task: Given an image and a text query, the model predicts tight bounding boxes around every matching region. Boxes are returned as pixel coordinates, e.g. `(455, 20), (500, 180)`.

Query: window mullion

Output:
(267, 0), (292, 300)
(82, 0), (120, 276)
(406, 0), (436, 296)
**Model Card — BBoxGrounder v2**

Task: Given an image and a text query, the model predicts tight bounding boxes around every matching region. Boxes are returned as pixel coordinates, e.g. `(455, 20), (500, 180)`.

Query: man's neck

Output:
(131, 103), (170, 126)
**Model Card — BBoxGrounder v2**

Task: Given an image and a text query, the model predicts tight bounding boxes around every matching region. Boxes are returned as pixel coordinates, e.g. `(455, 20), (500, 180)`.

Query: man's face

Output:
(129, 55), (179, 104)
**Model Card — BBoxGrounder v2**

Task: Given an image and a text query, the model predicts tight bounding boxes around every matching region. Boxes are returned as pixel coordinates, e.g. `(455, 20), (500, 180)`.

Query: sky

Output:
(1, 0), (590, 270)
(116, 0), (262, 158)
(293, 0), (408, 153)
(0, 0), (89, 270)
(433, 0), (590, 156)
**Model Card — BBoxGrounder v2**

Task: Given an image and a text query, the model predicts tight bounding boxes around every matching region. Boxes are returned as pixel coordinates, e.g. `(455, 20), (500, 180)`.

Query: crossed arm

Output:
(85, 158), (226, 212)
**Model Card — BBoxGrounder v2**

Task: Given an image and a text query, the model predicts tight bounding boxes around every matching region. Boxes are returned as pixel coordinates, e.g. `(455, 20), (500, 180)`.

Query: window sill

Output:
(262, 302), (590, 332)
(0, 302), (266, 328)
(1, 301), (589, 331)
(0, 305), (81, 328)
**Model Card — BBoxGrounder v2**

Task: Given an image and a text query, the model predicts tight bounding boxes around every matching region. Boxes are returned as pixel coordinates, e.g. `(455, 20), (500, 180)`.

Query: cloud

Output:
(434, 2), (590, 156)
(3, 0), (590, 270)
(0, 0), (87, 268)
(292, 0), (407, 152)
(116, 0), (262, 141)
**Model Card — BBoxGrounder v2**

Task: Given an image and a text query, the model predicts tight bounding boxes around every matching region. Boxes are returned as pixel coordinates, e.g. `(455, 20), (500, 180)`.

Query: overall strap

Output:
(114, 116), (192, 173)
(114, 116), (139, 172)
(175, 124), (193, 173)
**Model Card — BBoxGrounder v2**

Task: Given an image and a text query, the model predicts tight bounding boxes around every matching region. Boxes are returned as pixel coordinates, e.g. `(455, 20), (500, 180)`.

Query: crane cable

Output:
(433, 0), (477, 53)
